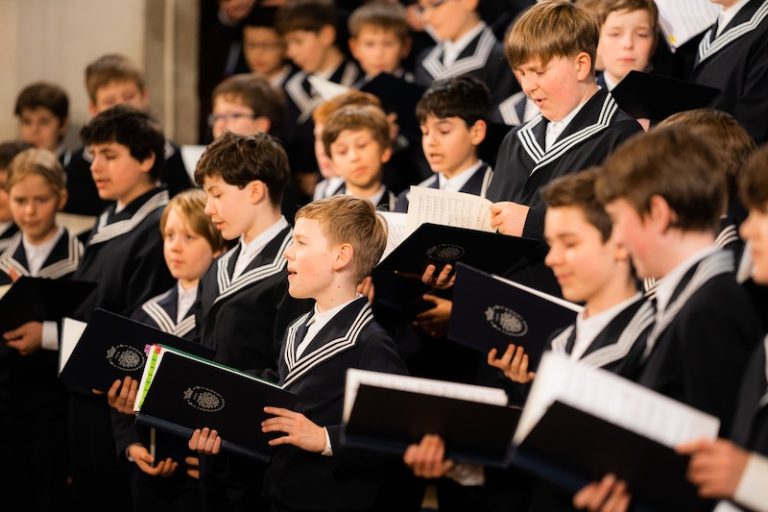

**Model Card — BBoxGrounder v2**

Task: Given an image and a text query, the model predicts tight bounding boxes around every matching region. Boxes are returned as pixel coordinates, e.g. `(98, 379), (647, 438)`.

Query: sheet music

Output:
(59, 317), (87, 374)
(344, 368), (508, 422)
(378, 212), (407, 261)
(56, 213), (96, 236)
(655, 0), (719, 50)
(180, 145), (207, 180)
(405, 186), (494, 235)
(515, 352), (720, 448)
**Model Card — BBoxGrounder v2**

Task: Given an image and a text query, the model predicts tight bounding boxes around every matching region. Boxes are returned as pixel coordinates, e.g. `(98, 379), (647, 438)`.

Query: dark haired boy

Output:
(68, 105), (176, 511)
(242, 7), (295, 89)
(275, 0), (361, 199)
(14, 82), (70, 161)
(65, 53), (193, 216)
(395, 75), (493, 213)
(209, 73), (284, 140)
(193, 131), (310, 511)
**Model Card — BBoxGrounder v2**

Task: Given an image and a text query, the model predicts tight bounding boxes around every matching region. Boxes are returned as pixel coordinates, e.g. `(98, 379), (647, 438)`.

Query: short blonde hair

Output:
(4, 148), (66, 196)
(160, 189), (227, 253)
(296, 195), (387, 283)
(506, 1), (599, 73)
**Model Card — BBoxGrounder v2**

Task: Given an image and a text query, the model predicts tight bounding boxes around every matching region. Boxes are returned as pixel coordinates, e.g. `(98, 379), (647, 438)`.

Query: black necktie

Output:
(293, 315), (313, 358)
(564, 327), (578, 355)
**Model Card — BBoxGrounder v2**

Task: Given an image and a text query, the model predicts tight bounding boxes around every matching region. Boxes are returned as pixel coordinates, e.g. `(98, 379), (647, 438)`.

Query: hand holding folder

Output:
(135, 345), (297, 462)
(512, 352), (719, 511)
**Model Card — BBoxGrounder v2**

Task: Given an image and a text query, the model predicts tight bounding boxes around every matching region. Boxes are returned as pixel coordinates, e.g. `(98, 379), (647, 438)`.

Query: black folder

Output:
(512, 401), (714, 512)
(448, 264), (580, 369)
(342, 382), (520, 467)
(58, 308), (214, 392)
(136, 347), (298, 462)
(0, 276), (96, 333)
(611, 70), (720, 120)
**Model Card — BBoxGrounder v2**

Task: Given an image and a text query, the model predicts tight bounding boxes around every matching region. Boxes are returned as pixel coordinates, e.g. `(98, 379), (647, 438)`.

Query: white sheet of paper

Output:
(180, 145), (207, 180)
(655, 0), (719, 50)
(378, 212), (407, 261)
(343, 368), (508, 423)
(405, 186), (494, 235)
(514, 352), (720, 448)
(56, 213), (97, 236)
(492, 274), (584, 313)
(0, 284), (11, 300)
(59, 317), (87, 374)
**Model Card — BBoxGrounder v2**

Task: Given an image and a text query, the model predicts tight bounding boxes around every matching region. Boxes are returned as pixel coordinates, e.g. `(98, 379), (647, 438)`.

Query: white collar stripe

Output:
(282, 305), (373, 387)
(89, 191), (169, 246)
(550, 325), (575, 354)
(698, 2), (768, 63)
(284, 312), (313, 369)
(580, 301), (654, 368)
(480, 168), (494, 198)
(213, 230), (292, 305)
(423, 28), (496, 80)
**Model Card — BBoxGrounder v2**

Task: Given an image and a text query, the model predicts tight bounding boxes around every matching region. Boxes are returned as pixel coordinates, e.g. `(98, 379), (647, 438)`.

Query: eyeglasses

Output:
(414, 0), (452, 15)
(245, 41), (284, 52)
(207, 112), (257, 126)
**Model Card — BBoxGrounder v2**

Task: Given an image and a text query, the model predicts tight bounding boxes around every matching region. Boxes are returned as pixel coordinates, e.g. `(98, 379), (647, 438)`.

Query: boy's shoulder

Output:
(85, 188), (169, 249)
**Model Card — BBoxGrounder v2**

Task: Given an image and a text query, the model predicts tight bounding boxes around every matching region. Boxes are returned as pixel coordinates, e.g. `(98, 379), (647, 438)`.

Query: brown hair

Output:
(275, 0), (338, 35)
(739, 144), (768, 211)
(212, 73), (285, 129)
(506, 0), (599, 73)
(85, 54), (145, 103)
(596, 126), (725, 233)
(160, 189), (226, 253)
(348, 1), (409, 41)
(14, 82), (70, 123)
(0, 141), (33, 170)
(594, 0), (659, 34)
(4, 148), (66, 196)
(312, 90), (382, 125)
(321, 105), (391, 157)
(542, 167), (612, 241)
(296, 195), (387, 282)
(658, 109), (755, 205)
(194, 131), (290, 206)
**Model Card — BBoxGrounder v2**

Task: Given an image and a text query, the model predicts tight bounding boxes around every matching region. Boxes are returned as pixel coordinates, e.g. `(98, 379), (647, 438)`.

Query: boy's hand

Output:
(403, 434), (455, 479)
(262, 406), (326, 453)
(573, 474), (631, 512)
(677, 438), (749, 498)
(414, 295), (452, 338)
(107, 376), (139, 415)
(127, 444), (178, 477)
(3, 321), (43, 356)
(487, 345), (536, 384)
(188, 428), (222, 456)
(185, 456), (200, 479)
(356, 276), (375, 304)
(491, 202), (529, 237)
(421, 264), (455, 289)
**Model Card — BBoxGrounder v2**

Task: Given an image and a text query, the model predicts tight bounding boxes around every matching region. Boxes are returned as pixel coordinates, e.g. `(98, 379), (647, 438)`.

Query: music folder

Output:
(135, 345), (298, 462)
(58, 308), (214, 392)
(341, 369), (520, 467)
(448, 264), (581, 369)
(0, 276), (96, 333)
(511, 352), (719, 512)
(611, 70), (721, 121)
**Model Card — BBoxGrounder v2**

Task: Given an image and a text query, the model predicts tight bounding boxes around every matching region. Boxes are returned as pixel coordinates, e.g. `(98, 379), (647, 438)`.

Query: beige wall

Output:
(0, 0), (199, 145)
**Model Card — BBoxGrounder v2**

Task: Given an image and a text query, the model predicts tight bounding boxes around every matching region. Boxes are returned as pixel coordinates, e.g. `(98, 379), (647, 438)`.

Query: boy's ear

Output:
(380, 146), (392, 165)
(574, 51), (594, 82)
(469, 119), (487, 146)
(56, 189), (69, 211)
(318, 25), (337, 48)
(349, 37), (360, 60)
(138, 152), (156, 175)
(247, 180), (267, 204)
(87, 102), (99, 118)
(254, 116), (271, 134)
(333, 242), (355, 272)
(648, 194), (675, 232)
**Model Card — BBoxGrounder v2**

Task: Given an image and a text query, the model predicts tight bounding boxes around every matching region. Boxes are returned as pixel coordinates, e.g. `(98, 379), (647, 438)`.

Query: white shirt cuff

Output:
(733, 452), (768, 512)
(41, 321), (59, 350)
(321, 428), (333, 457)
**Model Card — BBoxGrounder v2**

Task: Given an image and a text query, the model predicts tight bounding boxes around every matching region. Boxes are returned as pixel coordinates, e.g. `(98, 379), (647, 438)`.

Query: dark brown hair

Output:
(14, 82), (70, 123)
(321, 105), (391, 157)
(85, 54), (145, 102)
(739, 144), (768, 211)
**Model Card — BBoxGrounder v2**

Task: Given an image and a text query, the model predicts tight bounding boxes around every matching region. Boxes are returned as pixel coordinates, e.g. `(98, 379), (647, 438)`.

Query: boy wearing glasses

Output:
(413, 0), (518, 112)
(242, 7), (296, 90)
(208, 73), (284, 140)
